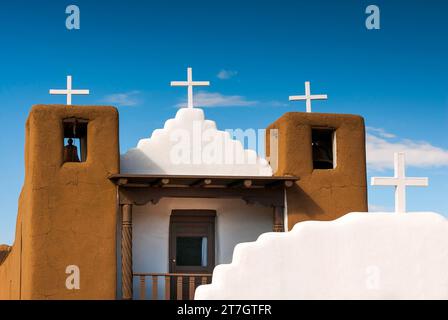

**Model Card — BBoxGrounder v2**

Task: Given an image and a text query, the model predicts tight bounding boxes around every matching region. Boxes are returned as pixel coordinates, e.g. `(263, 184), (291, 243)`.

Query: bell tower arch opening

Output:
(311, 127), (336, 170)
(62, 118), (88, 163)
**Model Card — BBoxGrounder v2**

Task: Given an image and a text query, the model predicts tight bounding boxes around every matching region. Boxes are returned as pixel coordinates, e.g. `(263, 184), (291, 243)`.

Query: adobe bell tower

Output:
(267, 111), (368, 229)
(19, 105), (120, 299)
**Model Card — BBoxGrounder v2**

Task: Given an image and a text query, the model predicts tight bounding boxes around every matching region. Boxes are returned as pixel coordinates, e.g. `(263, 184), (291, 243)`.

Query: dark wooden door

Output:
(169, 210), (216, 299)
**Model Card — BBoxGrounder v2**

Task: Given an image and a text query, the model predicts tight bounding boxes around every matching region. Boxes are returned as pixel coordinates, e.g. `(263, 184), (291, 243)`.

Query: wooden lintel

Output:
(284, 180), (294, 188)
(243, 179), (253, 188)
(228, 179), (252, 188)
(117, 178), (128, 186)
(152, 178), (170, 187)
(267, 180), (295, 189)
(190, 178), (212, 188)
(119, 186), (284, 208)
(123, 183), (151, 188)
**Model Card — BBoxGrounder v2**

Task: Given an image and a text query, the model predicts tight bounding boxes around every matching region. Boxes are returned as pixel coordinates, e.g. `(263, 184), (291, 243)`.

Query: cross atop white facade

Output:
(289, 81), (328, 113)
(371, 152), (429, 213)
(49, 75), (90, 105)
(171, 67), (210, 108)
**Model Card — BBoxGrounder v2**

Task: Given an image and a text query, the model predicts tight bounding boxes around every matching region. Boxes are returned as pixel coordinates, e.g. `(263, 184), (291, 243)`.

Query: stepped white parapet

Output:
(195, 212), (448, 300)
(121, 108), (273, 176)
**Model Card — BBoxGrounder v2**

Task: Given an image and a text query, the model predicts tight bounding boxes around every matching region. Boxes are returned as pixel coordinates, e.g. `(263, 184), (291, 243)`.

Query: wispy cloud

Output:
(366, 127), (448, 171)
(102, 91), (141, 107)
(366, 127), (396, 139)
(269, 101), (290, 107)
(217, 70), (238, 80)
(177, 91), (258, 108)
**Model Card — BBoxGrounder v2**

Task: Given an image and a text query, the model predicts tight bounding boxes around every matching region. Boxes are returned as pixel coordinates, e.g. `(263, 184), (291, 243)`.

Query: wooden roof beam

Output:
(151, 178), (170, 187)
(227, 179), (253, 188)
(190, 178), (212, 188)
(266, 180), (295, 189)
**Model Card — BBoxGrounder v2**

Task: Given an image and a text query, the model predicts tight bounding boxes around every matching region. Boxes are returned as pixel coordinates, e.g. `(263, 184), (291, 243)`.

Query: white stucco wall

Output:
(120, 108), (273, 176)
(195, 212), (448, 300)
(116, 197), (273, 299)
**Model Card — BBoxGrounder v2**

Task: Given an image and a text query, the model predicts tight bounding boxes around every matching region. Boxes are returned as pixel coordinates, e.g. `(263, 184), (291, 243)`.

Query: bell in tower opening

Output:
(62, 118), (88, 163)
(312, 128), (335, 169)
(63, 138), (80, 163)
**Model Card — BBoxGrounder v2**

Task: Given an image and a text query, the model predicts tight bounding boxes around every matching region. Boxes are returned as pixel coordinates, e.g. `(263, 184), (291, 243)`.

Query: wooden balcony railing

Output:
(134, 273), (212, 300)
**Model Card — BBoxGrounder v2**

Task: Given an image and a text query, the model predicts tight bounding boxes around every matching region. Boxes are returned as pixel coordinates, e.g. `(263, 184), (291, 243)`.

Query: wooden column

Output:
(121, 204), (133, 300)
(273, 206), (284, 232)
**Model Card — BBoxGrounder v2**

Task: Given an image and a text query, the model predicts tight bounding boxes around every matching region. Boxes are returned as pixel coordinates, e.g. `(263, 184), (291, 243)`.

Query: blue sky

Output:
(0, 0), (447, 244)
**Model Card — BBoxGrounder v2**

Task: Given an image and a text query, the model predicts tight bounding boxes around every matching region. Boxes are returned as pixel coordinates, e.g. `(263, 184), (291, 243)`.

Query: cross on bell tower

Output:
(49, 75), (90, 105)
(289, 81), (328, 113)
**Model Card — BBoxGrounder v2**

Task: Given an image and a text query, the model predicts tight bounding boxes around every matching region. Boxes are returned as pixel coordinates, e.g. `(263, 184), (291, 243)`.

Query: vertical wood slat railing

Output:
(134, 273), (212, 300)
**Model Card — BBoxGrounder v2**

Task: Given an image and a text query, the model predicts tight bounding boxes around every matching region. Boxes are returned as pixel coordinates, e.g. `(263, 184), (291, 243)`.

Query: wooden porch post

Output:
(273, 206), (284, 232)
(121, 204), (133, 300)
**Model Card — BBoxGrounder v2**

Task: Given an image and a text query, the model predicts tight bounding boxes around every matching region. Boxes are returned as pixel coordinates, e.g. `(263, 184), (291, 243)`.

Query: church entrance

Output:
(169, 210), (216, 299)
(110, 173), (297, 300)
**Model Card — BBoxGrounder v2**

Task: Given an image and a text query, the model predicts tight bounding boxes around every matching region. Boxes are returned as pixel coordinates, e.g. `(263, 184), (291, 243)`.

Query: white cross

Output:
(371, 152), (429, 213)
(289, 81), (328, 113)
(171, 67), (210, 108)
(49, 75), (90, 105)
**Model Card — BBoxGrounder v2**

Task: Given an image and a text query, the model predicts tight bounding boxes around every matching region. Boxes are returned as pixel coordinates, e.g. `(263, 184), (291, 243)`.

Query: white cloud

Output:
(217, 70), (238, 80)
(366, 127), (396, 139)
(177, 91), (258, 108)
(102, 91), (141, 106)
(366, 127), (448, 171)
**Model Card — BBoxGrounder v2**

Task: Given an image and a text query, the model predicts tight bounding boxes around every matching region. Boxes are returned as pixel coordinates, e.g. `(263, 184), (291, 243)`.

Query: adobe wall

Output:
(0, 105), (119, 299)
(267, 112), (368, 229)
(0, 232), (21, 299)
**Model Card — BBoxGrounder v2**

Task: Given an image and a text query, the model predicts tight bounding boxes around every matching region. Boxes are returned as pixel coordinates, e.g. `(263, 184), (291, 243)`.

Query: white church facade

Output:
(116, 105), (290, 299)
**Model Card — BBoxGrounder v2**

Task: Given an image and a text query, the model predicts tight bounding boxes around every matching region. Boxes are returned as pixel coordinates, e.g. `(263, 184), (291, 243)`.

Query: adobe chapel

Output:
(0, 71), (368, 300)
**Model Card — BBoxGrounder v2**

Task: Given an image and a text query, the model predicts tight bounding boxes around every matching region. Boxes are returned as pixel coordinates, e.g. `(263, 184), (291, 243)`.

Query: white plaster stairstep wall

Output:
(121, 108), (273, 176)
(195, 212), (448, 300)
